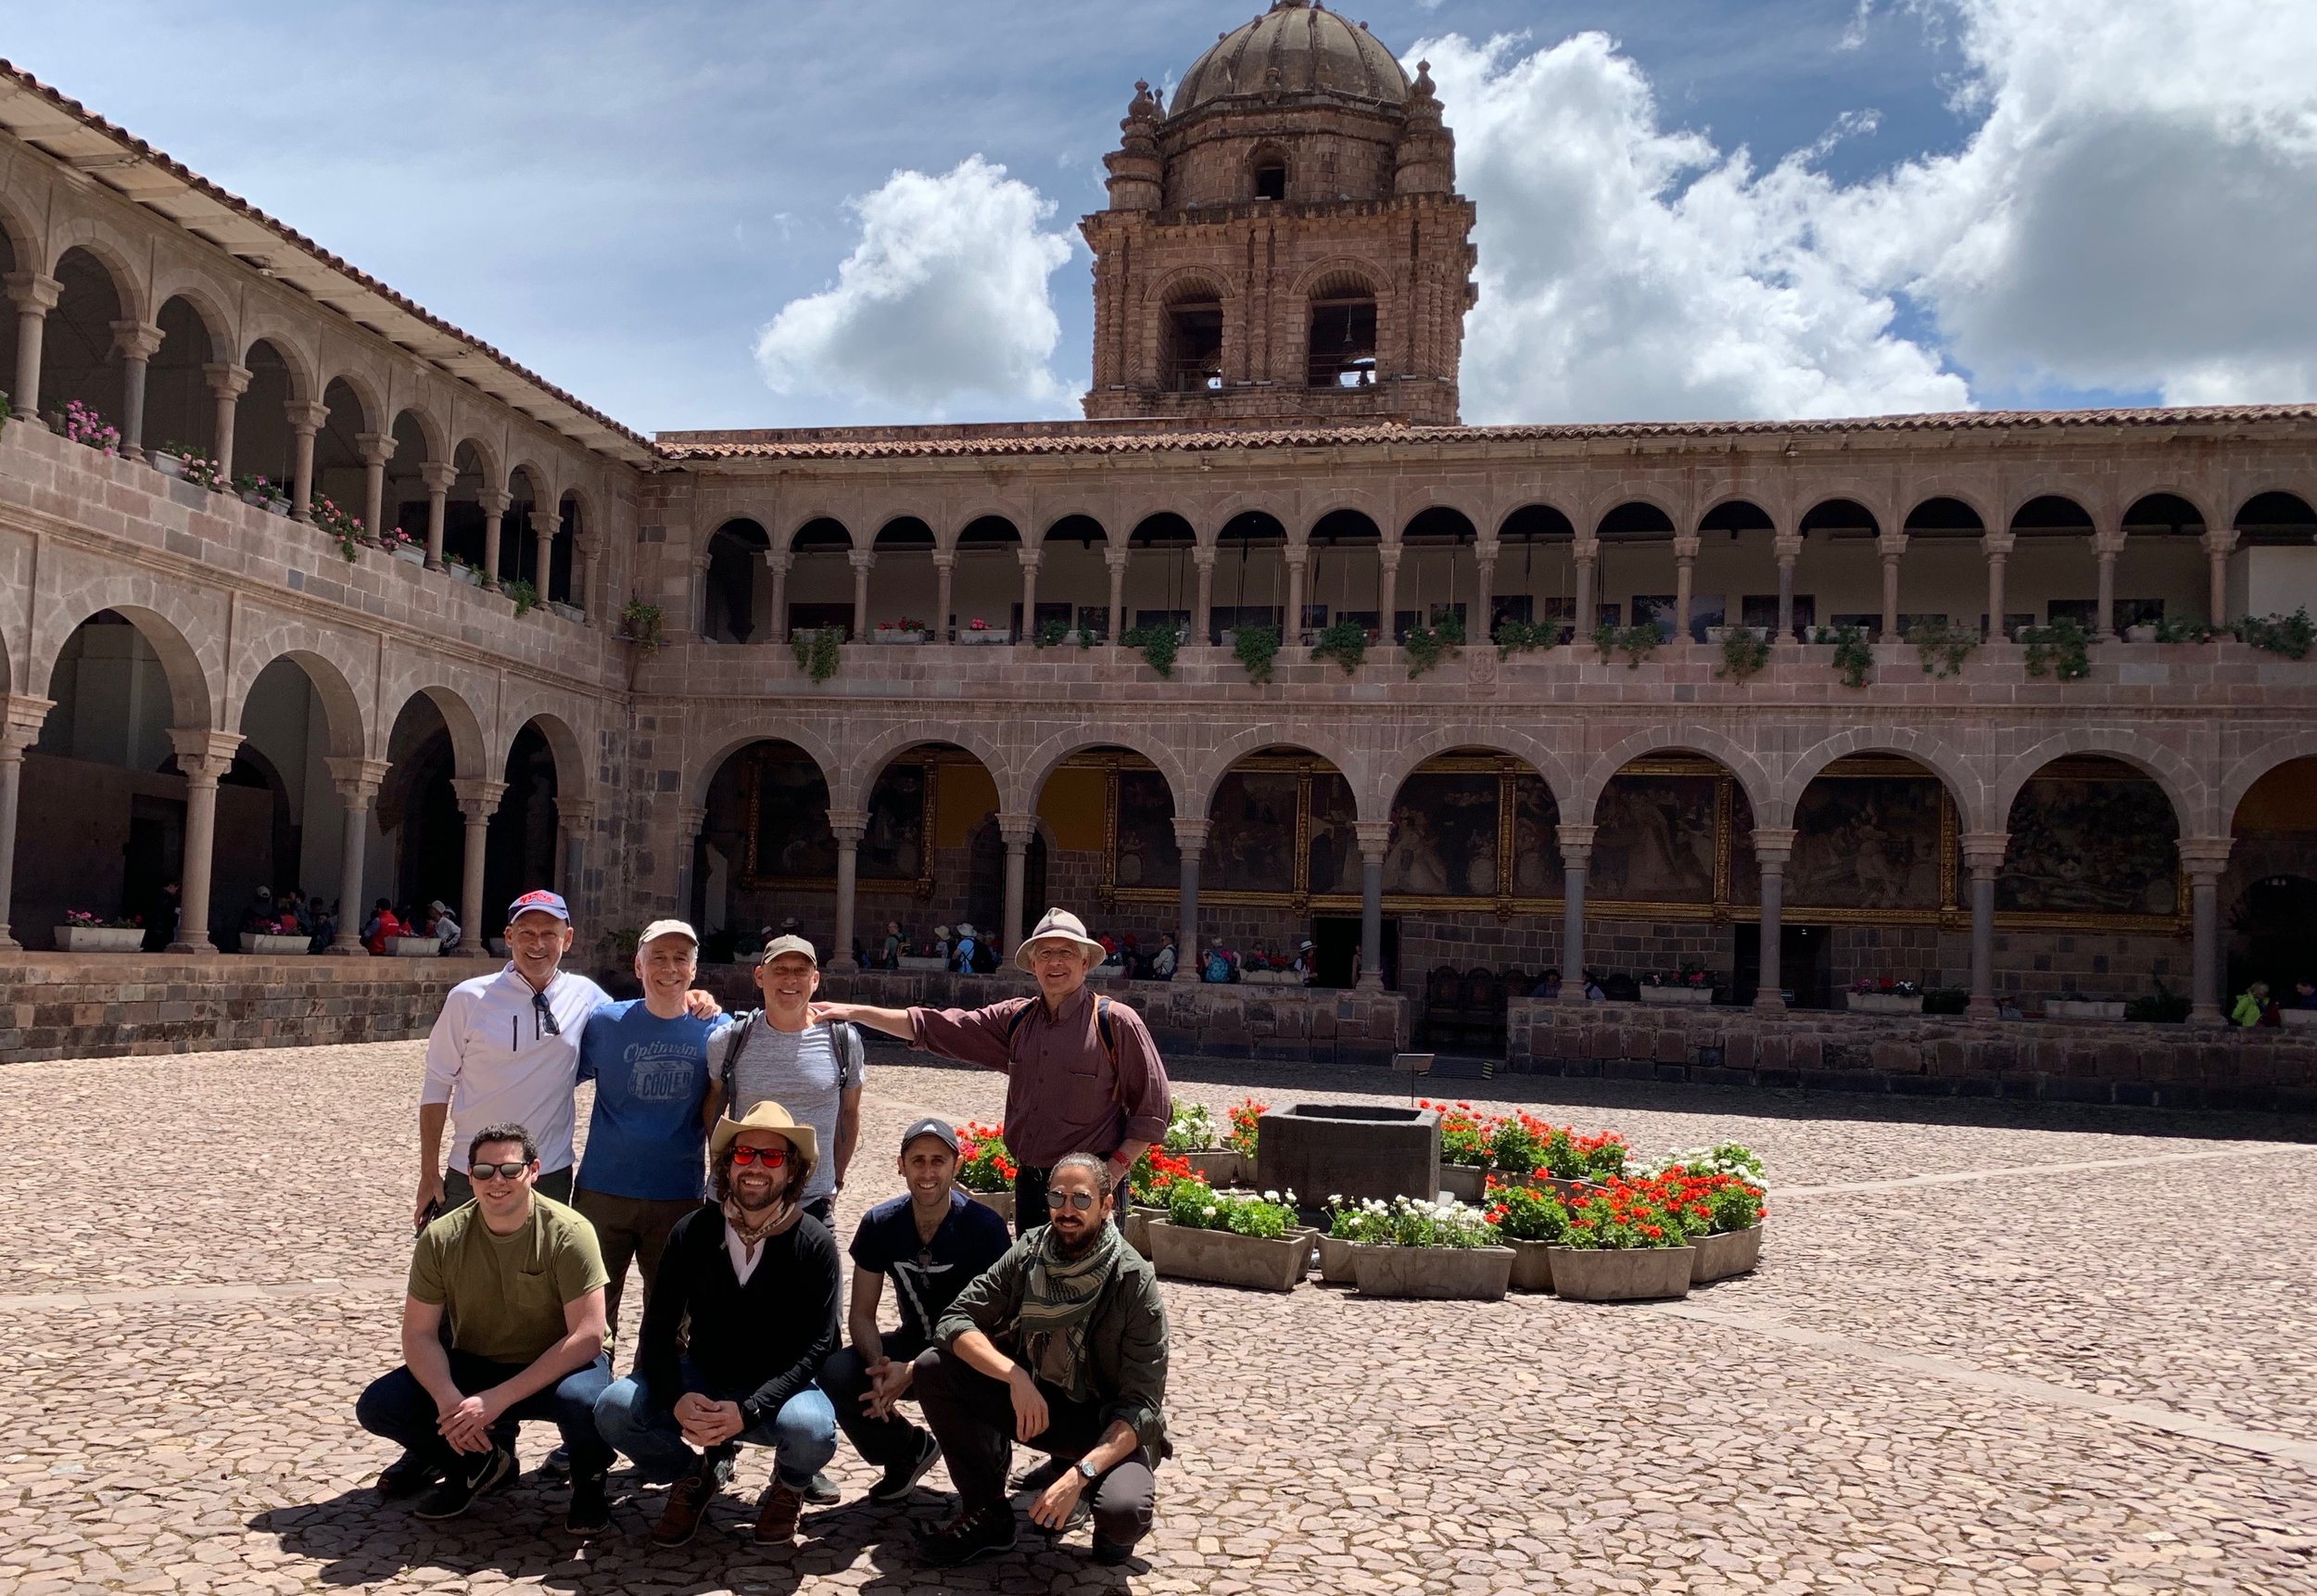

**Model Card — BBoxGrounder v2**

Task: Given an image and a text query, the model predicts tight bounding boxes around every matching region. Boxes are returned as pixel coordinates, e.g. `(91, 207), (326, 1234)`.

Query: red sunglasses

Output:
(729, 1145), (790, 1168)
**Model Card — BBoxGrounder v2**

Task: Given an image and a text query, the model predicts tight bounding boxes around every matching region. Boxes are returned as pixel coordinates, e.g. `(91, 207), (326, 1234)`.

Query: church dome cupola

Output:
(1171, 0), (1412, 116)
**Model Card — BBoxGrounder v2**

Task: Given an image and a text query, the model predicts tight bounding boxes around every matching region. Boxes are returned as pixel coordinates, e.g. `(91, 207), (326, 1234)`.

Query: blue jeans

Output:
(356, 1349), (614, 1476)
(594, 1370), (837, 1488)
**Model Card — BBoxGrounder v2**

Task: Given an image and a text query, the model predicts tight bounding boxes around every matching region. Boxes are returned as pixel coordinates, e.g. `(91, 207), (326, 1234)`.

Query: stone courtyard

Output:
(0, 1044), (2313, 1596)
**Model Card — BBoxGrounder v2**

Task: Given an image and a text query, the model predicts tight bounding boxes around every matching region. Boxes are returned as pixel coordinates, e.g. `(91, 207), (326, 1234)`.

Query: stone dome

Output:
(1170, 1), (1411, 117)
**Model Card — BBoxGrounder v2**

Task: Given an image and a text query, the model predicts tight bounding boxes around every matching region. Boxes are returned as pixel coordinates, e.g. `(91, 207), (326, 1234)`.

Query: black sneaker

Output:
(565, 1472), (610, 1538)
(1009, 1456), (1068, 1493)
(802, 1469), (842, 1506)
(537, 1443), (572, 1484)
(376, 1450), (441, 1499)
(917, 1501), (1019, 1567)
(1037, 1495), (1092, 1540)
(413, 1446), (513, 1520)
(1091, 1534), (1135, 1566)
(868, 1430), (943, 1503)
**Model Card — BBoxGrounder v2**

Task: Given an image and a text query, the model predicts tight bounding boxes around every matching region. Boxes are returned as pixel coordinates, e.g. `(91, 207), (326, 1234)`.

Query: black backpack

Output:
(717, 1010), (866, 1108)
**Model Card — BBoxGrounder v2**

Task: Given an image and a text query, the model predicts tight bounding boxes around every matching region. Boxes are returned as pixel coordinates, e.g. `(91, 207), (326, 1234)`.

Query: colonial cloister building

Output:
(1, 1), (2313, 1064)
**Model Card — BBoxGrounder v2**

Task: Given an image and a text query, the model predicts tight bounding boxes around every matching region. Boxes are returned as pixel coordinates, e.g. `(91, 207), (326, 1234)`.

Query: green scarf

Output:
(1016, 1221), (1123, 1402)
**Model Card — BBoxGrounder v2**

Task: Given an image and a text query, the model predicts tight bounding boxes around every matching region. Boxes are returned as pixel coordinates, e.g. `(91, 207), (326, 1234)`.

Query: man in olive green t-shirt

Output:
(355, 1121), (616, 1537)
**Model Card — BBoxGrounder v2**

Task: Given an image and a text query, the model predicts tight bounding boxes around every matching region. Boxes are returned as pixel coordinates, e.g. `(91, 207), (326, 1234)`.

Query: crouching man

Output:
(592, 1103), (841, 1547)
(911, 1154), (1170, 1568)
(355, 1122), (614, 1535)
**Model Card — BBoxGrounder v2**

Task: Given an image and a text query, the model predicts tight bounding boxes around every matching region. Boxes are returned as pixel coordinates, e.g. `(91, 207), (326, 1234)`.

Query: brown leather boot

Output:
(651, 1467), (717, 1549)
(753, 1478), (804, 1544)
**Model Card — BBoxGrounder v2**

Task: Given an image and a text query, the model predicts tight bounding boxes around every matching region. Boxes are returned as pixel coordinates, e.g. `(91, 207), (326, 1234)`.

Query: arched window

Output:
(1307, 292), (1376, 388)
(1162, 289), (1223, 392)
(1251, 149), (1287, 202)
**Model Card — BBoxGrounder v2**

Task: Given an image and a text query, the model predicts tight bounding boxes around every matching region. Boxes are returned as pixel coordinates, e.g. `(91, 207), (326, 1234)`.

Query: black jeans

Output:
(908, 1345), (1155, 1548)
(817, 1330), (931, 1470)
(1011, 1164), (1130, 1240)
(356, 1349), (614, 1477)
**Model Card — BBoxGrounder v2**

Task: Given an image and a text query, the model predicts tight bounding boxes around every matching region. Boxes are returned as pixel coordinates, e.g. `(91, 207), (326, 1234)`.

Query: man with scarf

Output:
(909, 1154), (1170, 1569)
(592, 1102), (841, 1548)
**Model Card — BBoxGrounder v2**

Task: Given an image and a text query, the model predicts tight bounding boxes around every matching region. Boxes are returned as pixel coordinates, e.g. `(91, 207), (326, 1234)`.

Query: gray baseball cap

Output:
(900, 1116), (959, 1154)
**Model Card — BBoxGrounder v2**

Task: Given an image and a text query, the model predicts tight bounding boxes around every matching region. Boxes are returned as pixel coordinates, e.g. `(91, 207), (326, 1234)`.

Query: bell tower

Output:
(1082, 0), (1477, 426)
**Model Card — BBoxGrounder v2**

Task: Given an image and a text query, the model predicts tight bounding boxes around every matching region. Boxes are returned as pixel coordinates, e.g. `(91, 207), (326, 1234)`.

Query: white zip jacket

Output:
(421, 964), (610, 1176)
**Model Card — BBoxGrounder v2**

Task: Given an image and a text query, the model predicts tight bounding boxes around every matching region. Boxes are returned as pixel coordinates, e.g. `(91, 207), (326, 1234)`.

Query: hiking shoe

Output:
(413, 1446), (513, 1520)
(1036, 1495), (1092, 1540)
(1091, 1534), (1136, 1566)
(650, 1467), (718, 1548)
(537, 1443), (572, 1484)
(376, 1450), (440, 1499)
(1009, 1456), (1068, 1492)
(917, 1501), (1019, 1566)
(868, 1430), (942, 1503)
(753, 1479), (804, 1544)
(565, 1472), (611, 1538)
(802, 1469), (841, 1506)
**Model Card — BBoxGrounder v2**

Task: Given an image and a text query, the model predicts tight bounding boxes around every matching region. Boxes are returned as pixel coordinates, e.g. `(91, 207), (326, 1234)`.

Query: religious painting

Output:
(857, 764), (928, 880)
(1305, 772), (1358, 896)
(748, 747), (836, 880)
(1785, 777), (1943, 908)
(1590, 774), (1718, 902)
(1112, 769), (1180, 891)
(1728, 783), (1759, 903)
(1509, 773), (1564, 897)
(1208, 770), (1299, 894)
(1386, 773), (1499, 896)
(1998, 768), (2179, 915)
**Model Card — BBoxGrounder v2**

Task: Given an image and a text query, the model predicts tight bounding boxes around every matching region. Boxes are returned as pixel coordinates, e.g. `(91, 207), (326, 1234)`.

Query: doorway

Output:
(1732, 923), (1831, 1007)
(1312, 914), (1397, 990)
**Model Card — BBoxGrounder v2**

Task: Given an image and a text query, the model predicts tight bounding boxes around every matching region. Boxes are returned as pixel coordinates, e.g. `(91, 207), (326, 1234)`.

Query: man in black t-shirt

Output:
(817, 1117), (1012, 1501)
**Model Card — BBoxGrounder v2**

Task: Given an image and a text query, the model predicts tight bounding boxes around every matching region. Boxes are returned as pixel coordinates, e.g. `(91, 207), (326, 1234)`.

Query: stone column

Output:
(1171, 817), (1207, 982)
(931, 551), (956, 641)
(529, 507), (557, 599)
(478, 488), (510, 591)
(450, 778), (506, 950)
(828, 808), (866, 972)
(1960, 830), (2008, 1019)
(4, 272), (59, 425)
(358, 431), (395, 543)
(581, 540), (602, 624)
(1981, 530), (2014, 640)
(2179, 838), (2233, 1023)
(204, 362), (249, 479)
(1354, 818), (1392, 992)
(324, 757), (389, 954)
(109, 321), (164, 459)
(1671, 532), (1700, 643)
(1105, 549), (1129, 649)
(1557, 823), (1596, 1002)
(690, 551), (713, 639)
(1753, 827), (1796, 1013)
(0, 695), (55, 949)
(1192, 548), (1217, 644)
(166, 729), (244, 953)
(1473, 542), (1497, 641)
(2201, 526), (2238, 625)
(1282, 546), (1308, 643)
(1877, 531), (1907, 640)
(1016, 548), (1043, 645)
(2093, 526), (2125, 637)
(1773, 534), (1802, 640)
(557, 798), (595, 908)
(764, 551), (793, 643)
(674, 804), (706, 918)
(285, 400), (326, 520)
(1572, 538), (1599, 635)
(847, 551), (875, 640)
(997, 811), (1036, 955)
(418, 462), (456, 570)
(1376, 545), (1402, 642)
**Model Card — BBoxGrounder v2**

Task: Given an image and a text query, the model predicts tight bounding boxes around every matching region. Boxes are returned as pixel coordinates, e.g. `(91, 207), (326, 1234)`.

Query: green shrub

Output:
(1493, 618), (1559, 657)
(620, 599), (665, 651)
(503, 577), (540, 616)
(2233, 608), (2316, 659)
(1401, 613), (1463, 678)
(1592, 621), (1661, 667)
(1233, 622), (1281, 684)
(2123, 980), (2191, 1023)
(2021, 617), (2093, 680)
(1809, 624), (1874, 689)
(1121, 625), (1179, 678)
(1716, 627), (1769, 681)
(1310, 617), (1367, 675)
(1907, 616), (1978, 678)
(790, 625), (842, 682)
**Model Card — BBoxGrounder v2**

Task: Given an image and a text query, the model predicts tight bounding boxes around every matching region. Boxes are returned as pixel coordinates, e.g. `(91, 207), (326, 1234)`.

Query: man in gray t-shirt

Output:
(706, 935), (864, 1225)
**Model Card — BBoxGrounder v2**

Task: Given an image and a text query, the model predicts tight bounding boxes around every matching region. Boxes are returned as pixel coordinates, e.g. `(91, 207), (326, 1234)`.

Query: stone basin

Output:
(1255, 1102), (1440, 1210)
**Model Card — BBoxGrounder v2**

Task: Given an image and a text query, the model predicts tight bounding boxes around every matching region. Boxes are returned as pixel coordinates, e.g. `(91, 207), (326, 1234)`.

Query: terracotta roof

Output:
(0, 60), (655, 463)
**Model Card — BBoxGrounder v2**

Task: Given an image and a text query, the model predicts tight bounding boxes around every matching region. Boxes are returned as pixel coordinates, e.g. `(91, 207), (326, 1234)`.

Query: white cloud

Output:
(754, 157), (1077, 416)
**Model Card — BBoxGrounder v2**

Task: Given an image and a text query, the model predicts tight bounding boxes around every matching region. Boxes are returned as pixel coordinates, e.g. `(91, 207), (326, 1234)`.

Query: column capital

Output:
(0, 693), (54, 753)
(282, 399), (328, 437)
(1980, 530), (2016, 559)
(762, 551), (794, 576)
(677, 804), (707, 839)
(1670, 533), (1702, 562)
(1771, 534), (1804, 564)
(1572, 537), (1600, 564)
(529, 507), (559, 538)
(324, 754), (392, 804)
(1014, 547), (1044, 572)
(1556, 822), (1598, 855)
(2091, 528), (2127, 559)
(996, 810), (1039, 847)
(1959, 830), (2009, 873)
(1281, 544), (1309, 570)
(1171, 817), (1210, 855)
(167, 727), (243, 784)
(2176, 836), (2234, 876)
(931, 550), (957, 571)
(846, 550), (877, 573)
(109, 319), (164, 361)
(356, 430), (397, 467)
(203, 361), (252, 399)
(1876, 530), (1909, 560)
(1376, 544), (1402, 574)
(557, 797), (598, 826)
(418, 461), (459, 493)
(827, 806), (868, 843)
(3, 272), (61, 313)
(477, 488), (512, 517)
(1191, 546), (1217, 572)
(450, 777), (507, 820)
(2200, 526), (2241, 559)
(1751, 826), (1798, 868)
(1353, 818), (1393, 862)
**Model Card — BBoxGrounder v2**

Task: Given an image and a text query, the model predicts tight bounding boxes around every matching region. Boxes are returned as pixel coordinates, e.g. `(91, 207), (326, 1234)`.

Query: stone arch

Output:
(388, 401), (449, 466)
(1900, 487), (1998, 532)
(1496, 502), (1579, 538)
(237, 323), (318, 400)
(1774, 728), (1988, 833)
(1145, 265), (1236, 307)
(2118, 489), (2211, 534)
(1696, 493), (1781, 530)
(686, 726), (841, 814)
(34, 589), (219, 734)
(1573, 724), (1776, 827)
(1301, 502), (1390, 541)
(1007, 726), (1195, 818)
(2233, 488), (2317, 534)
(43, 228), (147, 323)
(1796, 493), (1887, 536)
(2000, 486), (2104, 528)
(505, 456), (554, 504)
(316, 367), (384, 437)
(376, 679), (489, 779)
(1188, 727), (1369, 820)
(836, 720), (1009, 815)
(1588, 493), (1683, 536)
(944, 511), (1029, 549)
(1291, 257), (1385, 301)
(1372, 727), (1577, 818)
(1992, 731), (2207, 838)
(145, 276), (235, 362)
(0, 190), (41, 272)
(2221, 736), (2317, 830)
(781, 512), (851, 551)
(451, 433), (505, 495)
(505, 707), (590, 809)
(223, 623), (370, 759)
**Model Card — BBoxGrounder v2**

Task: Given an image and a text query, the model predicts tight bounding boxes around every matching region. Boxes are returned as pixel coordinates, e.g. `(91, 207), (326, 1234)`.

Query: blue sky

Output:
(8, 1), (2313, 431)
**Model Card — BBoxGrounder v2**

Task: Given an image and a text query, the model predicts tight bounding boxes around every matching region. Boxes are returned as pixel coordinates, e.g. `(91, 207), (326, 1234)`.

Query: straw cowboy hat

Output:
(1014, 906), (1108, 972)
(710, 1099), (818, 1164)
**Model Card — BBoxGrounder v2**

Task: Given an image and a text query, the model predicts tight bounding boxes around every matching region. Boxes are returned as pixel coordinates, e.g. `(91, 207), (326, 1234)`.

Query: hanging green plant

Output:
(1122, 625), (1179, 678)
(1492, 618), (1559, 658)
(1716, 627), (1769, 681)
(503, 577), (540, 616)
(2233, 608), (2316, 659)
(1906, 616), (1978, 678)
(2153, 614), (2217, 643)
(620, 599), (665, 651)
(1592, 621), (1660, 668)
(791, 624), (843, 682)
(1401, 613), (1464, 678)
(1032, 617), (1082, 649)
(2020, 617), (2093, 680)
(1810, 624), (1873, 689)
(1310, 617), (1368, 675)
(1233, 622), (1281, 684)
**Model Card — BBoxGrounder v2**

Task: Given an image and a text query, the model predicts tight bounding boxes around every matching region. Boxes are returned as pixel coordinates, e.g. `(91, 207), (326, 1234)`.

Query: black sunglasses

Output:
(1045, 1189), (1100, 1211)
(470, 1161), (530, 1183)
(531, 991), (561, 1037)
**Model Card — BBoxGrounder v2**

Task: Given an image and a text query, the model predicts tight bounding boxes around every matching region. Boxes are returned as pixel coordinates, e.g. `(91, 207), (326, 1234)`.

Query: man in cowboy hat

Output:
(593, 1102), (841, 1548)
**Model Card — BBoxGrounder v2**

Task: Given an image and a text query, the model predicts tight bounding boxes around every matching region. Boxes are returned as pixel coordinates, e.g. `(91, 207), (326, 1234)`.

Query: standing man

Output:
(909, 1154), (1171, 1568)
(355, 1122), (616, 1536)
(573, 919), (728, 1337)
(707, 934), (864, 1230)
(817, 1116), (1012, 1502)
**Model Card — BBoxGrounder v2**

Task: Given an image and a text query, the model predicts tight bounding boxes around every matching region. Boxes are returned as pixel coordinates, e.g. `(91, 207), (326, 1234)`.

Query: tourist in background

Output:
(2231, 981), (2279, 1027)
(429, 900), (462, 955)
(1149, 931), (1176, 981)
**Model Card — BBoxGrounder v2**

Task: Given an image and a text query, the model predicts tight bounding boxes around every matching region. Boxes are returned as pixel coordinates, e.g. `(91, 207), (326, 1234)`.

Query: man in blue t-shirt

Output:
(817, 1117), (1012, 1501)
(574, 919), (728, 1336)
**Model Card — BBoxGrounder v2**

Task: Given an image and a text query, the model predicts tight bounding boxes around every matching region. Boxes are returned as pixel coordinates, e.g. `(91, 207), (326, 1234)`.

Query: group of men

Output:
(355, 892), (1175, 1568)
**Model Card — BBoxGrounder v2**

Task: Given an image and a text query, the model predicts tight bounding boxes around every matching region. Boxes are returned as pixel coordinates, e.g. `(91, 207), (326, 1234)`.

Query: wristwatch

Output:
(1075, 1458), (1100, 1483)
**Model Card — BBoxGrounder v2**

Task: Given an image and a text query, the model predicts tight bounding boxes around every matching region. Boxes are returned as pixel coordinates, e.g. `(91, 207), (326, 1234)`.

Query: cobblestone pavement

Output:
(2, 1042), (2315, 1595)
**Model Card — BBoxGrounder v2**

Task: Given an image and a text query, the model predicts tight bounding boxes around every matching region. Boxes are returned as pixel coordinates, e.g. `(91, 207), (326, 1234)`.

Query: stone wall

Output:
(1505, 997), (2317, 1111)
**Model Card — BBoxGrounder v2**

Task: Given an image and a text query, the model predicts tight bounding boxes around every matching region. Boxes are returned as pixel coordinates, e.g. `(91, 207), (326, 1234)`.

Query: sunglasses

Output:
(729, 1145), (790, 1168)
(1045, 1189), (1101, 1211)
(470, 1161), (530, 1183)
(531, 991), (561, 1037)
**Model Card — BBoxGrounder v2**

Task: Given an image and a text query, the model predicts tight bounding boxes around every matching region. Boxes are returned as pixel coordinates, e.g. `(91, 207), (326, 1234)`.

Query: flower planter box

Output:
(1845, 992), (1924, 1015)
(1146, 1220), (1310, 1293)
(1546, 1246), (1694, 1302)
(55, 925), (142, 952)
(1505, 1238), (1555, 1293)
(1437, 1163), (1487, 1203)
(1526, 1174), (1606, 1204)
(237, 488), (269, 506)
(1315, 1234), (1360, 1286)
(387, 543), (425, 565)
(967, 1188), (1015, 1223)
(872, 629), (929, 644)
(549, 602), (586, 623)
(956, 628), (1012, 645)
(1183, 1149), (1246, 1187)
(896, 955), (947, 972)
(1703, 625), (1769, 642)
(240, 932), (310, 955)
(153, 452), (186, 479)
(1690, 1224), (1764, 1284)
(1353, 1244), (1514, 1301)
(2125, 624), (2159, 643)
(266, 496), (293, 516)
(446, 565), (483, 588)
(1122, 1205), (1165, 1259)
(1640, 985), (1714, 1006)
(386, 936), (440, 957)
(2044, 998), (2125, 1020)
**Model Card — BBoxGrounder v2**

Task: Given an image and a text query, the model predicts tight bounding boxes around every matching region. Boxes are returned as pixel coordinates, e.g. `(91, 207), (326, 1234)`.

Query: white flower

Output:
(1263, 1190), (1280, 1203)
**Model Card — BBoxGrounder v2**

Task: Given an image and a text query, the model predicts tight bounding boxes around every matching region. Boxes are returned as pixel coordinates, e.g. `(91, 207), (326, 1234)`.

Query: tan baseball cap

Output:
(638, 919), (698, 948)
(757, 933), (817, 966)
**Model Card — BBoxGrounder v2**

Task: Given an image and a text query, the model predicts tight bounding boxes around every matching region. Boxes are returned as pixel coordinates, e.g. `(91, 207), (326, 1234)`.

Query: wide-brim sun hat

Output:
(1014, 906), (1108, 972)
(710, 1099), (818, 1164)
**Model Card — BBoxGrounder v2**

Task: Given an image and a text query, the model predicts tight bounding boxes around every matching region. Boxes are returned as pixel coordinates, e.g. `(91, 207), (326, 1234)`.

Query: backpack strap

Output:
(718, 1009), (762, 1108)
(830, 1018), (865, 1085)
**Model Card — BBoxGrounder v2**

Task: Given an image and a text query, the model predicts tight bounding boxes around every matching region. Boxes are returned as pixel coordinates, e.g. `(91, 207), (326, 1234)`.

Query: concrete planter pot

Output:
(956, 628), (1011, 645)
(896, 955), (946, 971)
(549, 601), (585, 624)
(1353, 1243), (1513, 1301)
(1506, 1237), (1555, 1293)
(445, 565), (483, 587)
(153, 451), (186, 479)
(1640, 985), (1714, 1006)
(1845, 992), (1924, 1014)
(967, 1188), (1015, 1223)
(2045, 998), (2126, 1020)
(386, 936), (440, 957)
(873, 628), (929, 644)
(56, 926), (142, 952)
(1690, 1224), (1764, 1284)
(1546, 1246), (1695, 1302)
(1183, 1149), (1246, 1187)
(388, 542), (425, 565)
(1122, 1206), (1165, 1258)
(2125, 624), (2159, 643)
(1438, 1163), (1487, 1203)
(1315, 1234), (1360, 1285)
(1146, 1220), (1310, 1292)
(239, 932), (310, 955)
(266, 496), (293, 516)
